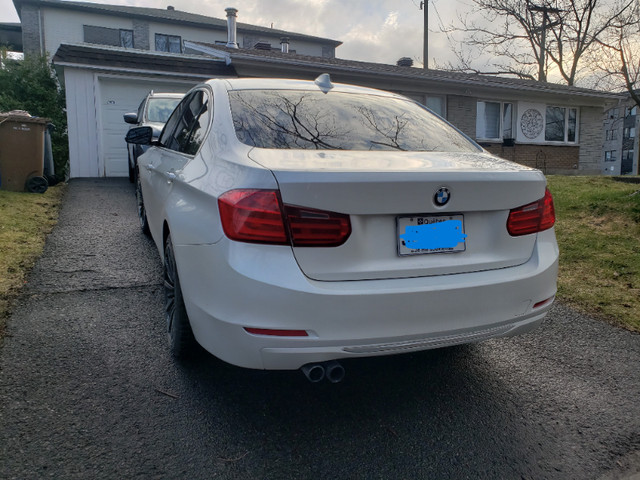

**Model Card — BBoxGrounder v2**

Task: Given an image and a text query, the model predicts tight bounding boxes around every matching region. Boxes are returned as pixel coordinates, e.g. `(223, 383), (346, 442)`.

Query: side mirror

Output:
(126, 126), (153, 145)
(123, 112), (138, 124)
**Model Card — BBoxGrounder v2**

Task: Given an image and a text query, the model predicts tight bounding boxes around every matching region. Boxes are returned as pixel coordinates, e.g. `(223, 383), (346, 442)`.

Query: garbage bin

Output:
(0, 112), (50, 193)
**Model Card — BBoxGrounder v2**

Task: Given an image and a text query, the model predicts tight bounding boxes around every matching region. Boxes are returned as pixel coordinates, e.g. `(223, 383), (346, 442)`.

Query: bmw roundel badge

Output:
(434, 187), (450, 206)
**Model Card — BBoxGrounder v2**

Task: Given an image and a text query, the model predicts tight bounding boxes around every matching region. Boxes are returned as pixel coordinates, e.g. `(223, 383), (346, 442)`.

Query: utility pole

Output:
(528, 4), (562, 82)
(420, 1), (427, 69)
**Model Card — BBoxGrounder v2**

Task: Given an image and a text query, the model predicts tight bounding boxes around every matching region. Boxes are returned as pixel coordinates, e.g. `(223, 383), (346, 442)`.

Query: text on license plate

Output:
(397, 215), (467, 256)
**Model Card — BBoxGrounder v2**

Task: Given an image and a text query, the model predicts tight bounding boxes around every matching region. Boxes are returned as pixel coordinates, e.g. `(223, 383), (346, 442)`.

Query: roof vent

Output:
(314, 73), (334, 93)
(167, 5), (175, 10)
(397, 57), (413, 67)
(280, 37), (290, 54)
(253, 41), (272, 51)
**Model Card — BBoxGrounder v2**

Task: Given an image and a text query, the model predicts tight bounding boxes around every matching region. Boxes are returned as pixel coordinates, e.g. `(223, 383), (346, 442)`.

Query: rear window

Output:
(146, 97), (182, 123)
(229, 90), (480, 152)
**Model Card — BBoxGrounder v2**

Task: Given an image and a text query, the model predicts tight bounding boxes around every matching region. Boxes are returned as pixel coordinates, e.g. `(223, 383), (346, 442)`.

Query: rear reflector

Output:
(219, 189), (351, 246)
(533, 296), (555, 309)
(244, 327), (309, 337)
(507, 188), (556, 236)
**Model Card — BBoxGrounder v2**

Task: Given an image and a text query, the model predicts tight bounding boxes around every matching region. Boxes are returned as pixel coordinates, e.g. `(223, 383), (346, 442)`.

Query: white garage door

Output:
(98, 77), (194, 177)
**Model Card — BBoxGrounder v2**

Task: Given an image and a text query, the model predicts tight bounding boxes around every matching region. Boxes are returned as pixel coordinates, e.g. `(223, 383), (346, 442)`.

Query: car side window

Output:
(159, 90), (211, 155)
(173, 91), (211, 155)
(159, 93), (192, 149)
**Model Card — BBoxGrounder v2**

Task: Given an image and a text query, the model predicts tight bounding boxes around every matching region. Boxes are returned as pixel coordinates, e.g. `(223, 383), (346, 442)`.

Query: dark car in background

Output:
(124, 91), (183, 182)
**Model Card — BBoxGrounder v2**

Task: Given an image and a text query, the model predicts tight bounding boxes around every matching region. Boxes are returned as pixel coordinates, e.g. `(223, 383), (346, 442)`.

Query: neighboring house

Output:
(11, 0), (627, 178)
(602, 98), (639, 176)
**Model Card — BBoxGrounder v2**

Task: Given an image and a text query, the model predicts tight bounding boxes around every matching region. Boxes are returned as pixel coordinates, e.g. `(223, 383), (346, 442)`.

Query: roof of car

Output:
(147, 92), (185, 99)
(216, 76), (403, 99)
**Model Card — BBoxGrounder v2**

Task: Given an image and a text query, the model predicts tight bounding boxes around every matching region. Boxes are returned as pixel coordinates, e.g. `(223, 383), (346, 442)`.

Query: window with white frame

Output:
(604, 151), (617, 162)
(476, 101), (513, 140)
(545, 106), (577, 143)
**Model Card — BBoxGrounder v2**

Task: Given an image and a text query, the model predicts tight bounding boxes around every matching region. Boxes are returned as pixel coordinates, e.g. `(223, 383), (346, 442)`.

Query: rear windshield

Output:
(228, 90), (480, 152)
(147, 97), (182, 123)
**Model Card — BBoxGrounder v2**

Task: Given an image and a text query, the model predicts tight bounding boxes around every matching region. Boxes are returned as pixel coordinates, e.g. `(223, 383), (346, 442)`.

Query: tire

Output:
(25, 175), (48, 194)
(164, 234), (196, 359)
(135, 170), (150, 236)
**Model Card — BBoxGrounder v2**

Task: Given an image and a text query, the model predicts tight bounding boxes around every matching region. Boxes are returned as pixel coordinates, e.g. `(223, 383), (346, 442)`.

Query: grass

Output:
(0, 184), (65, 336)
(547, 176), (640, 332)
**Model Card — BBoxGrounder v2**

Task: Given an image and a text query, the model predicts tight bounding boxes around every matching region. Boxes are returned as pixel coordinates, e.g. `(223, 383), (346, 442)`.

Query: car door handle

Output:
(165, 172), (177, 183)
(145, 163), (153, 171)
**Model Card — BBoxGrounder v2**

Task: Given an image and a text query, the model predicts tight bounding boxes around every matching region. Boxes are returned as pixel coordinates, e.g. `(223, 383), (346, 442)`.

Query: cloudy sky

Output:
(0, 0), (456, 67)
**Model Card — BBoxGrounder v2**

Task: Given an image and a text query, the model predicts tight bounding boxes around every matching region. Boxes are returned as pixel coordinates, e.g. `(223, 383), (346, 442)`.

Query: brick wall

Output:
(578, 106), (604, 174)
(21, 5), (43, 56)
(446, 95), (475, 137)
(133, 20), (149, 50)
(482, 143), (580, 174)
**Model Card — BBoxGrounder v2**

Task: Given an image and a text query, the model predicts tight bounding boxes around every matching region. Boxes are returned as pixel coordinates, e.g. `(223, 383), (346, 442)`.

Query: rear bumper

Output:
(174, 229), (558, 370)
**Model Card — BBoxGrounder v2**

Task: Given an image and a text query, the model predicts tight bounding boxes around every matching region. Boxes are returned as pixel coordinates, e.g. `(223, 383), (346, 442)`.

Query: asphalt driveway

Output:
(1, 178), (639, 479)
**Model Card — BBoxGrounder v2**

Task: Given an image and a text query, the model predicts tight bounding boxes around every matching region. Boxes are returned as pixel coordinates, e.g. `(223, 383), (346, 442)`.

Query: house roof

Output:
(12, 0), (342, 47)
(53, 43), (236, 78)
(190, 43), (624, 103)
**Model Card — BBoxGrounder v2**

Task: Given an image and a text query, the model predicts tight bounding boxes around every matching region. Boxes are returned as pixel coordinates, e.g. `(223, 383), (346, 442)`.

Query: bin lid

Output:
(0, 111), (50, 125)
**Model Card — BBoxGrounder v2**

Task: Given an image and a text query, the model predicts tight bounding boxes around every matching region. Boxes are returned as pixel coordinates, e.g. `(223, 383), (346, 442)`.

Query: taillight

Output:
(507, 188), (556, 236)
(218, 190), (288, 244)
(218, 189), (351, 246)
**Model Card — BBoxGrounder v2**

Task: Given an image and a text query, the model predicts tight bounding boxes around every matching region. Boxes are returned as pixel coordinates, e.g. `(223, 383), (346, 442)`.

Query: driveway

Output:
(1, 178), (639, 479)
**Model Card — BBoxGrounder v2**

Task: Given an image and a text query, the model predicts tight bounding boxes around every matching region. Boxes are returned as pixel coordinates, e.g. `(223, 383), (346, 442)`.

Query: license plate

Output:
(397, 215), (467, 256)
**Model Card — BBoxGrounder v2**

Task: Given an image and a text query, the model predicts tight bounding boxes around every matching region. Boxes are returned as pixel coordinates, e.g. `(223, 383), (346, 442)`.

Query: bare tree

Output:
(436, 0), (636, 85)
(595, 2), (640, 106)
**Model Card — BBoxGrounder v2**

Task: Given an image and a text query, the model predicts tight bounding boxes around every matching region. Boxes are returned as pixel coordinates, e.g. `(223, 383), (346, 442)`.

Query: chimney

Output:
(397, 57), (413, 67)
(280, 37), (290, 53)
(167, 5), (175, 10)
(225, 7), (239, 49)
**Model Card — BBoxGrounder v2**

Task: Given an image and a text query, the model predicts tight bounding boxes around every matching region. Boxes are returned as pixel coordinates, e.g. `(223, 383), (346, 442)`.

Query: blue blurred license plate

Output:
(397, 215), (467, 256)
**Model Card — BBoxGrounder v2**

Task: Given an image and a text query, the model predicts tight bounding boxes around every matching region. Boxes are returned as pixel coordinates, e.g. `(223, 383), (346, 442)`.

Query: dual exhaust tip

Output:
(301, 360), (345, 383)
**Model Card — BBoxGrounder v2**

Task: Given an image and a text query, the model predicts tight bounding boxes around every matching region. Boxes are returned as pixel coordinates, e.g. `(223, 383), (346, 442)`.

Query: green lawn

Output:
(0, 185), (65, 335)
(547, 176), (640, 331)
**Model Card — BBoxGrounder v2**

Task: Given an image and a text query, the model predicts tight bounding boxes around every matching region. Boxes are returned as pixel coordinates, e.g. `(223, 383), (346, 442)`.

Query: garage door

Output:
(98, 77), (194, 177)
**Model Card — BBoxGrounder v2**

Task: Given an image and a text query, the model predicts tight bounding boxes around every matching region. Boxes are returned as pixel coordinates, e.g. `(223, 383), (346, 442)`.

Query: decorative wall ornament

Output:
(520, 108), (544, 139)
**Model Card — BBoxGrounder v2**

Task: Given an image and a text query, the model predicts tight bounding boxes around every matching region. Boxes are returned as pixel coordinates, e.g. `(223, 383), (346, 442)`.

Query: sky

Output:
(0, 0), (456, 67)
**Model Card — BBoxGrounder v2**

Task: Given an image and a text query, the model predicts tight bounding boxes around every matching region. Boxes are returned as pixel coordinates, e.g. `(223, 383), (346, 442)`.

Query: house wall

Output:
(443, 93), (602, 174)
(482, 144), (580, 174)
(26, 7), (329, 58)
(20, 4), (43, 56)
(446, 95), (476, 137)
(578, 106), (604, 174)
(601, 105), (625, 175)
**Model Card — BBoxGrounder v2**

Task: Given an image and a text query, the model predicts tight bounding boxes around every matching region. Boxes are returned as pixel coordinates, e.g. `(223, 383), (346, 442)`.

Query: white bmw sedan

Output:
(127, 75), (558, 380)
